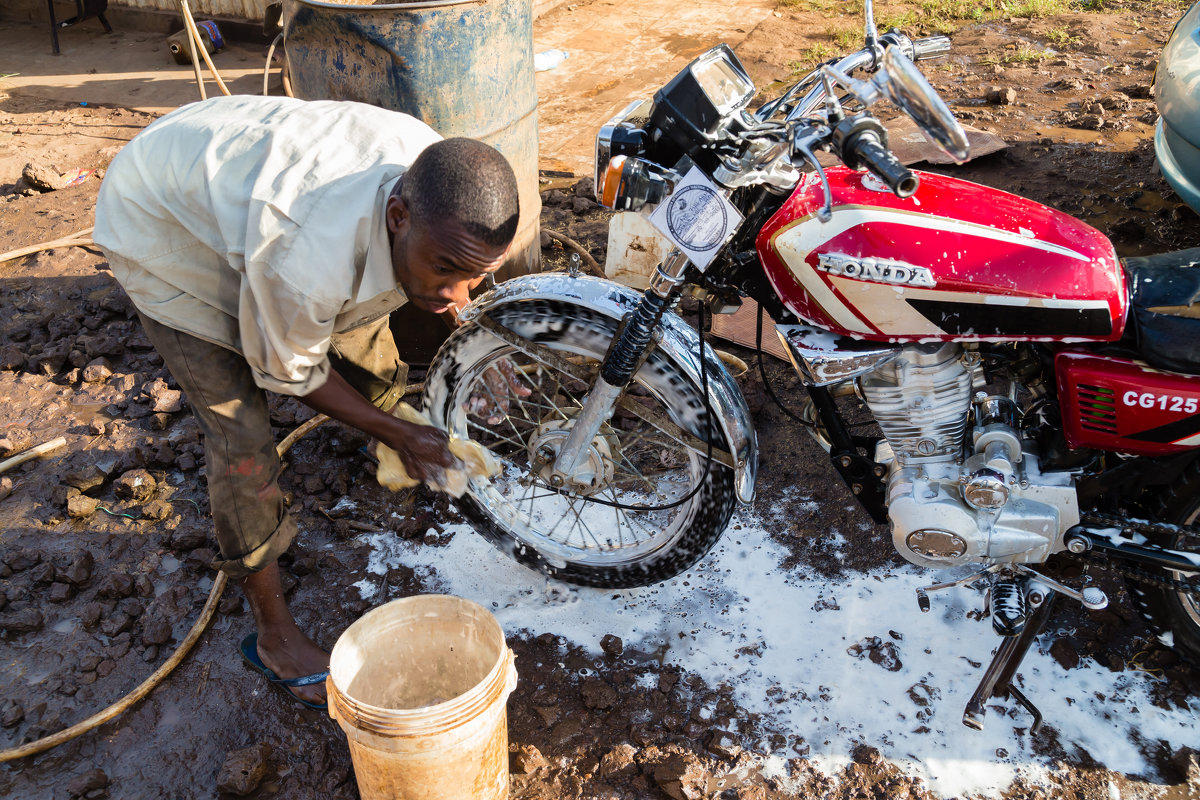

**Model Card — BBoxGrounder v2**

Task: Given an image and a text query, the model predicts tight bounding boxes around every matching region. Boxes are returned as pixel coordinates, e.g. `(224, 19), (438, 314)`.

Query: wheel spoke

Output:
(547, 362), (592, 407)
(502, 372), (542, 426)
(437, 308), (733, 579)
(477, 378), (533, 444)
(464, 417), (528, 452)
(564, 494), (607, 551)
(610, 446), (673, 498)
(606, 490), (662, 543)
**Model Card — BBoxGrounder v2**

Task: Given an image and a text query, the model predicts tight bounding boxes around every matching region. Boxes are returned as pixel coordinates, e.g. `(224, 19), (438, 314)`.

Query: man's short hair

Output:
(400, 138), (520, 249)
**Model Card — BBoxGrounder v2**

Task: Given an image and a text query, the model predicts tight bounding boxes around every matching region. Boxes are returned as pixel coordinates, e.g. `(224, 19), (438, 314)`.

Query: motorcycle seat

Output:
(1123, 247), (1200, 375)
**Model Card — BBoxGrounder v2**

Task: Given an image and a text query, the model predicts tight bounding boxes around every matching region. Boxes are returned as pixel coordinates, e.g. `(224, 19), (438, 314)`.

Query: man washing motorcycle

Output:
(93, 94), (521, 709)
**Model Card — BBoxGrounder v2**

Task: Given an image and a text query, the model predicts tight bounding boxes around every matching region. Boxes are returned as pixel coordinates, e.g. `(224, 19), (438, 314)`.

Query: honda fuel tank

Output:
(757, 166), (1127, 343)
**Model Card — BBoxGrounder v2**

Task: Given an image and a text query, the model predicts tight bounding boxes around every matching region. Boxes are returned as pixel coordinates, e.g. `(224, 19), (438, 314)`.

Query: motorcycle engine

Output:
(857, 343), (1080, 568)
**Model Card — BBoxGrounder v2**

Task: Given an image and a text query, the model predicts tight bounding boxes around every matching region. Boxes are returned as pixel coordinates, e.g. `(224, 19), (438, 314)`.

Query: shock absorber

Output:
(551, 250), (690, 480)
(601, 285), (674, 386)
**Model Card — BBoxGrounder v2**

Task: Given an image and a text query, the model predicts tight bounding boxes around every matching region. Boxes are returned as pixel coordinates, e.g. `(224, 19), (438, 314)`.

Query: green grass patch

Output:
(779, 0), (1105, 71)
(788, 43), (838, 73)
(1043, 24), (1078, 46)
(830, 26), (861, 48)
(778, 0), (1105, 34)
(1002, 42), (1055, 62)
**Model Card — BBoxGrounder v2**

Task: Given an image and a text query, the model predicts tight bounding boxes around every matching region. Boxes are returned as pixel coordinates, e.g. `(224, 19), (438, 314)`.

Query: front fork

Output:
(549, 250), (690, 482)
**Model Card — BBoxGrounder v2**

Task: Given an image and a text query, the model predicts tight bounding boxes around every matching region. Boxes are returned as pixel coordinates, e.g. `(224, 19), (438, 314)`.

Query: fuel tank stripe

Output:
(827, 277), (945, 335)
(775, 206), (1092, 266)
(771, 212), (872, 334)
(906, 298), (1113, 337)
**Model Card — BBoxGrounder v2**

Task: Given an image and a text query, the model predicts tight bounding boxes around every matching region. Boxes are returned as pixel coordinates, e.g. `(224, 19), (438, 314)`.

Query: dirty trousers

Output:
(137, 313), (408, 579)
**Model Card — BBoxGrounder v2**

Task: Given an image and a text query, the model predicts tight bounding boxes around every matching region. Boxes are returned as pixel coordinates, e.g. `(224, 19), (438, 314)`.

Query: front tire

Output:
(1132, 460), (1200, 664)
(424, 299), (737, 588)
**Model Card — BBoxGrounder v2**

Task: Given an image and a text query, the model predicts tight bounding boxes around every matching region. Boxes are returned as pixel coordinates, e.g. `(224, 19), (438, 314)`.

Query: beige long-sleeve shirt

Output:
(93, 95), (442, 396)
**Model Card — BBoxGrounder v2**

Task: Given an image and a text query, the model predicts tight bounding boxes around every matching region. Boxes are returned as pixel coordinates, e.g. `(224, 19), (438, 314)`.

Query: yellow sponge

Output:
(376, 403), (500, 498)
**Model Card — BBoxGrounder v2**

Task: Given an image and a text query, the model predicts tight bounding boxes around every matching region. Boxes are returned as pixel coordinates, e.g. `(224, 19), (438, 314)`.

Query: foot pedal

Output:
(991, 580), (1027, 637)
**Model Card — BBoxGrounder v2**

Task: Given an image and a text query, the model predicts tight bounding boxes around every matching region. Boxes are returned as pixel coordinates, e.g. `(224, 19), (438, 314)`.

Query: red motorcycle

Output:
(423, 4), (1200, 730)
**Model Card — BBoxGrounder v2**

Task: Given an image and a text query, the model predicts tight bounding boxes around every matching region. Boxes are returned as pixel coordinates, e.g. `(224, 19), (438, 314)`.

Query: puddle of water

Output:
(156, 702), (183, 732)
(51, 618), (78, 635)
(67, 399), (113, 426)
(154, 555), (183, 595)
(25, 662), (56, 685)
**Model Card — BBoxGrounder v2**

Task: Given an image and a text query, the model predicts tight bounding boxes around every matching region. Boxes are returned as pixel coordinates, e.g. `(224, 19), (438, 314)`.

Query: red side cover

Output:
(1057, 351), (1200, 456)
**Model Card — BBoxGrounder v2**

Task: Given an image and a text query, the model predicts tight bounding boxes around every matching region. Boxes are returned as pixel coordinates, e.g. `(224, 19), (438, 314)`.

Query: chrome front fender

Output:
(459, 271), (758, 503)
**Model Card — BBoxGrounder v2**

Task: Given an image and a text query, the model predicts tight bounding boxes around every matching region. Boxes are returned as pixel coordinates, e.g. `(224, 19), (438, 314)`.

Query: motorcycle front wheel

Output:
(424, 298), (737, 588)
(1133, 461), (1200, 664)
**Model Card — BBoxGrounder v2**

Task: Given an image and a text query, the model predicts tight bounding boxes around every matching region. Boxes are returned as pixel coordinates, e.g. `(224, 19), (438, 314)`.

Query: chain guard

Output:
(1068, 512), (1200, 599)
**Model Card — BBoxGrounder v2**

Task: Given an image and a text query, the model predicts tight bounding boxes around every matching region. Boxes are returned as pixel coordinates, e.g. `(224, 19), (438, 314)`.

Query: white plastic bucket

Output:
(326, 595), (518, 800)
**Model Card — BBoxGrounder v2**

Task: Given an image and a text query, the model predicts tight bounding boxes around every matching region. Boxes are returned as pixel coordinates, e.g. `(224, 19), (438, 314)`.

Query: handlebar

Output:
(911, 35), (951, 61)
(780, 33), (952, 121)
(834, 116), (918, 198)
(853, 135), (918, 197)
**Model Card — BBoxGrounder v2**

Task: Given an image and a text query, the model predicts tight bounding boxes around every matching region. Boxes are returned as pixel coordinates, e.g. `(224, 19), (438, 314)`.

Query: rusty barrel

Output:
(326, 595), (518, 800)
(282, 0), (540, 362)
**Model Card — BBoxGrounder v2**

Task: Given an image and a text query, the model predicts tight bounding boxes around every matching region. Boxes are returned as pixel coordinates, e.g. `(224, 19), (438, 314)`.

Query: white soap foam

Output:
(354, 498), (1198, 798)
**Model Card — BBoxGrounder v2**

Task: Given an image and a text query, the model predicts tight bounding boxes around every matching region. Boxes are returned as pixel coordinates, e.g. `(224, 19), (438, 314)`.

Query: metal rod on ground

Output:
(0, 229), (94, 266)
(184, 0), (206, 101)
(276, 412), (329, 456)
(263, 32), (284, 96)
(281, 62), (294, 98)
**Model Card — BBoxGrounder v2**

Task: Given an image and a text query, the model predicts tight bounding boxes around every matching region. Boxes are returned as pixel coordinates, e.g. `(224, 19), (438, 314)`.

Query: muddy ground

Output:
(2, 1), (1200, 798)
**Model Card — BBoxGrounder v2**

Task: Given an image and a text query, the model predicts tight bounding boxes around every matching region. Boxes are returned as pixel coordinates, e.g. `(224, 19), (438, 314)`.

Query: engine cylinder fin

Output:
(858, 343), (973, 463)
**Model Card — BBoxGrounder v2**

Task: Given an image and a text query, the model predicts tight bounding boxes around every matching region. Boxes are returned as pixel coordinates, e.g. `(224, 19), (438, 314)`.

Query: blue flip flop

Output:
(239, 633), (329, 711)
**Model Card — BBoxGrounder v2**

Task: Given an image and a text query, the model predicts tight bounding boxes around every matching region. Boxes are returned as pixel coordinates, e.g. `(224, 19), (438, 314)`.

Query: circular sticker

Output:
(664, 185), (728, 252)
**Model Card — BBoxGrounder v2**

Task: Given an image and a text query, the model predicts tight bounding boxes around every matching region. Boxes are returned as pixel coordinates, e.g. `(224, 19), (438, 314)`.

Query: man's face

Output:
(387, 195), (508, 315)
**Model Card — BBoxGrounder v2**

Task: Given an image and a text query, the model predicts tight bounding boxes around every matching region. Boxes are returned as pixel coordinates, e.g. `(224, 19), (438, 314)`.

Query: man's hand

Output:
(301, 368), (458, 483)
(378, 417), (457, 484)
(466, 357), (532, 425)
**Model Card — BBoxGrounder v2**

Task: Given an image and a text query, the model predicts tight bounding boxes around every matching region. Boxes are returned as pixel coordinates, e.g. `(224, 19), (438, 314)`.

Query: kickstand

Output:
(962, 592), (1056, 733)
(1005, 685), (1043, 734)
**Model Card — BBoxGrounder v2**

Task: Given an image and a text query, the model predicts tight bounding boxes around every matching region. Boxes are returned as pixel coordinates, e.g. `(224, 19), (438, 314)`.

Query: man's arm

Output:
(299, 368), (455, 482)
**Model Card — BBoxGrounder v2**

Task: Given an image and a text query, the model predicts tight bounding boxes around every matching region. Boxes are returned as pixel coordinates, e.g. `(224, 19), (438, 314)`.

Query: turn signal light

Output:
(600, 155), (628, 209)
(597, 156), (678, 213)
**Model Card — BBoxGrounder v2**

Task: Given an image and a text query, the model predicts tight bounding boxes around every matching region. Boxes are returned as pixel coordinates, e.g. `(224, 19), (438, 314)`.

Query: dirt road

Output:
(2, 1), (1199, 798)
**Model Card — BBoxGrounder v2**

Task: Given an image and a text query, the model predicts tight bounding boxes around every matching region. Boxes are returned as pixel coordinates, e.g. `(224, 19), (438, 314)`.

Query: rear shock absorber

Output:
(551, 250), (690, 479)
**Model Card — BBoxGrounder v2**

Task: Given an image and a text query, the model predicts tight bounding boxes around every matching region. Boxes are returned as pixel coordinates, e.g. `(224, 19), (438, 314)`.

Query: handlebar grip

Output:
(911, 35), (951, 60)
(852, 134), (919, 198)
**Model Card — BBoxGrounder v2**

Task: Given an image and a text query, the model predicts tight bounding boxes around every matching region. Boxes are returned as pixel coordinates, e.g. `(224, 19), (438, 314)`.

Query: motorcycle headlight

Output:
(691, 49), (756, 117)
(651, 44), (755, 146)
